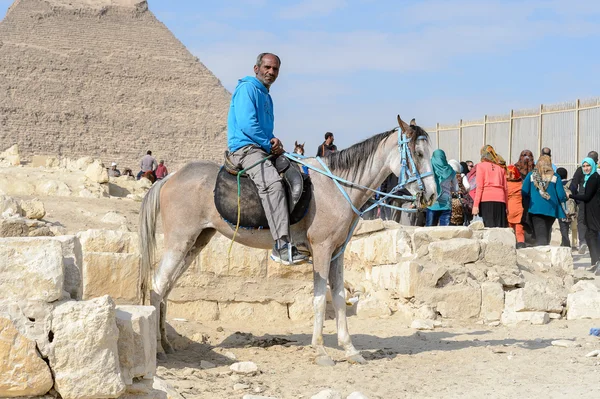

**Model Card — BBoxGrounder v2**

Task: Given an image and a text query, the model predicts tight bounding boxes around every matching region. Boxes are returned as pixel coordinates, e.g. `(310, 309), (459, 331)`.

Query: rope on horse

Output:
(228, 155), (273, 258)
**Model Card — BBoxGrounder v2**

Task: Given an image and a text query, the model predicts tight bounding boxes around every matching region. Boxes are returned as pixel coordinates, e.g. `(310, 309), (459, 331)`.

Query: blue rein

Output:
(284, 127), (432, 260)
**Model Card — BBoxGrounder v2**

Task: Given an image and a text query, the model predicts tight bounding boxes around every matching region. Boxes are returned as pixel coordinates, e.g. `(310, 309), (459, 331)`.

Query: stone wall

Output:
(0, 0), (230, 170)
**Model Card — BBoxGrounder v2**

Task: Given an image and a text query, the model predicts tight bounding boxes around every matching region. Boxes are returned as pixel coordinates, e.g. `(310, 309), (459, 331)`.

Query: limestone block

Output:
(48, 296), (126, 399)
(267, 257), (312, 280)
(369, 261), (420, 297)
(166, 300), (219, 322)
(0, 195), (21, 218)
(75, 156), (94, 171)
(0, 237), (64, 302)
(517, 246), (574, 277)
(428, 238), (480, 265)
(0, 177), (36, 196)
(0, 316), (54, 397)
(31, 155), (52, 168)
(0, 218), (30, 237)
(0, 144), (21, 166)
(152, 377), (185, 399)
(51, 235), (83, 300)
(18, 198), (46, 220)
(501, 310), (550, 325)
(85, 160), (109, 184)
(570, 281), (599, 293)
(413, 226), (473, 256)
(486, 265), (524, 288)
(347, 228), (413, 267)
(115, 305), (157, 385)
(480, 228), (516, 266)
(82, 252), (141, 304)
(36, 180), (72, 197)
(505, 283), (564, 314)
(424, 284), (481, 319)
(288, 293), (314, 321)
(567, 290), (600, 320)
(481, 282), (504, 322)
(80, 182), (110, 198)
(356, 294), (392, 319)
(199, 234), (267, 278)
(354, 219), (385, 236)
(0, 299), (53, 356)
(77, 229), (139, 254)
(102, 211), (128, 225)
(218, 301), (289, 323)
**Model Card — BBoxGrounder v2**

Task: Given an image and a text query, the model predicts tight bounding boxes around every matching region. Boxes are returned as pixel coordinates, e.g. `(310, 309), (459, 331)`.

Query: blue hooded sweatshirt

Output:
(227, 76), (274, 153)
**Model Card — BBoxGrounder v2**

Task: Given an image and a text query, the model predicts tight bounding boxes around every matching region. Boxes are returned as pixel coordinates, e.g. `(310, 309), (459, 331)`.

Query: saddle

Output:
(214, 151), (312, 229)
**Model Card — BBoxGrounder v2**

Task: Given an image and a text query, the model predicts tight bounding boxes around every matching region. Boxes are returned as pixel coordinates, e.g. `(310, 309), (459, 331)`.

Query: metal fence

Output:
(425, 97), (600, 174)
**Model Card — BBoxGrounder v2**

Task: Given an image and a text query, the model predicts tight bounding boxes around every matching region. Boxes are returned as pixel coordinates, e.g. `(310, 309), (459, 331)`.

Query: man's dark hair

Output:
(588, 151), (599, 164)
(556, 167), (568, 180)
(466, 160), (473, 165)
(541, 147), (551, 157)
(147, 150), (152, 155)
(324, 132), (334, 140)
(256, 53), (281, 67)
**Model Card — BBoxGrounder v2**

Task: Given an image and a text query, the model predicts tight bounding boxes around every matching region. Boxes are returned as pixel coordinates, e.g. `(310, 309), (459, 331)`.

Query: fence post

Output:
(459, 119), (463, 161)
(508, 109), (514, 164)
(436, 122), (440, 149)
(575, 98), (580, 163)
(483, 115), (487, 146)
(538, 104), (543, 155)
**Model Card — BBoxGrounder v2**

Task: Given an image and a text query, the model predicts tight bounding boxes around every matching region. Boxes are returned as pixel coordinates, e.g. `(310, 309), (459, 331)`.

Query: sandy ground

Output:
(159, 316), (600, 399)
(3, 164), (600, 399)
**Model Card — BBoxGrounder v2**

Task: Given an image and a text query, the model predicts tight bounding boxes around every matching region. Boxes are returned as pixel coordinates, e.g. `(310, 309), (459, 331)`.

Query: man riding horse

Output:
(227, 53), (308, 265)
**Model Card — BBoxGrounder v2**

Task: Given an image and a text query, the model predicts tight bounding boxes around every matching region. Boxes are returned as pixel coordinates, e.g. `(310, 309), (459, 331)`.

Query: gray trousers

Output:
(229, 145), (289, 241)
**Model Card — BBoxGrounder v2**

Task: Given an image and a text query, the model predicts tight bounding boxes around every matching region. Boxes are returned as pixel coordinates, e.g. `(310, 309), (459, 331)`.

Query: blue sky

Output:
(2, 0), (600, 153)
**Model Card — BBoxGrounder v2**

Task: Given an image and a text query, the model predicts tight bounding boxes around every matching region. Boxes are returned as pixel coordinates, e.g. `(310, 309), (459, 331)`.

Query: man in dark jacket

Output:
(570, 150), (599, 254)
(316, 132), (337, 157)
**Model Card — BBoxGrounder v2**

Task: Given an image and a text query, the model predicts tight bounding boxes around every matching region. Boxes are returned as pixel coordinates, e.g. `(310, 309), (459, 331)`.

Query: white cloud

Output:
(278, 0), (346, 19)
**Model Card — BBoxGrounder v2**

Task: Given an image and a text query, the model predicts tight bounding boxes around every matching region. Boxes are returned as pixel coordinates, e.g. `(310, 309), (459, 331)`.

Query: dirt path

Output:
(158, 316), (600, 399)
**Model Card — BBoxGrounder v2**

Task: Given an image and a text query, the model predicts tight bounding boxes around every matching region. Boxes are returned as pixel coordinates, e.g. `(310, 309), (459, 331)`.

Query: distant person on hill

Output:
(155, 160), (168, 180)
(316, 132), (337, 157)
(137, 150), (157, 180)
(108, 162), (121, 177)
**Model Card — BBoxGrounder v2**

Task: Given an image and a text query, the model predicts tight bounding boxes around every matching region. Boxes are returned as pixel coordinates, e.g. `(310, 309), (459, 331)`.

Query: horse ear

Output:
(410, 118), (416, 126)
(397, 115), (410, 133)
(295, 141), (299, 146)
(302, 142), (305, 147)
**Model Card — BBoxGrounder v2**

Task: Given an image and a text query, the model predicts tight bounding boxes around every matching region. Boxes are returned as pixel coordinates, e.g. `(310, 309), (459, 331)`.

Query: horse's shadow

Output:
(214, 329), (555, 360)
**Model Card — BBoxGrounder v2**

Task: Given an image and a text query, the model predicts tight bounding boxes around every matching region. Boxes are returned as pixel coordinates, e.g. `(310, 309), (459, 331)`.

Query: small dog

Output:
(293, 141), (305, 156)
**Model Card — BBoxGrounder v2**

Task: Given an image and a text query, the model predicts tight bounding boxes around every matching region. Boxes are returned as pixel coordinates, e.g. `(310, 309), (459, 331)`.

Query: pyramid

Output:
(0, 0), (230, 168)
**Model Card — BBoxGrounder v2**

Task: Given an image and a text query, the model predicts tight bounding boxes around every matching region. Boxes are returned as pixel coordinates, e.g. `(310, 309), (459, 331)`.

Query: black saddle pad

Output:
(214, 167), (312, 229)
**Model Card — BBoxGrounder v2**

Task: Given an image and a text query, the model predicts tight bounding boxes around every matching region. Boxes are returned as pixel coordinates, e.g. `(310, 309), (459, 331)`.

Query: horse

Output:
(139, 116), (437, 366)
(294, 141), (305, 156)
(141, 170), (156, 184)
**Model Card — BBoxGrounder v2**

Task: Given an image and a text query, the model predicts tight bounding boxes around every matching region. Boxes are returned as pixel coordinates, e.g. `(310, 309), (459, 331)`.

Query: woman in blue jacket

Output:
(521, 155), (567, 246)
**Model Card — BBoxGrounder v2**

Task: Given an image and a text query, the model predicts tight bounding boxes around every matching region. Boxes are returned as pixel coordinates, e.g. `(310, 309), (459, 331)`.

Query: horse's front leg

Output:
(311, 246), (335, 366)
(329, 255), (366, 364)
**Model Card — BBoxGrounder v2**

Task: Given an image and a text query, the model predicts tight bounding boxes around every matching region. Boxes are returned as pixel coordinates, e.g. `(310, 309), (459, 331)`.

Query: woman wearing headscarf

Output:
(472, 145), (509, 228)
(448, 159), (470, 226)
(521, 155), (567, 246)
(515, 150), (535, 179)
(426, 149), (458, 226)
(569, 158), (600, 272)
(506, 165), (526, 248)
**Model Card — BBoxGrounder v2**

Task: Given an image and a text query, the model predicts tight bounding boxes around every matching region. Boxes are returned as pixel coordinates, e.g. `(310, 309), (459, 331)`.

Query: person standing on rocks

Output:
(569, 150), (599, 254)
(227, 52), (307, 265)
(521, 155), (567, 246)
(108, 162), (121, 177)
(316, 132), (337, 157)
(137, 150), (158, 180)
(506, 165), (525, 248)
(155, 160), (168, 180)
(426, 149), (458, 226)
(472, 145), (508, 228)
(569, 157), (600, 273)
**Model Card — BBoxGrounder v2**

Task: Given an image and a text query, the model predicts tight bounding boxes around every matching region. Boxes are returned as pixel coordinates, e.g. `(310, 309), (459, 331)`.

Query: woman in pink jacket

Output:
(472, 145), (509, 228)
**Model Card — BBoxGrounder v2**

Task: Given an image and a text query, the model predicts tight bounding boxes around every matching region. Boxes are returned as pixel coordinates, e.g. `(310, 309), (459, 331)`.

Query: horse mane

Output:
(325, 126), (429, 178)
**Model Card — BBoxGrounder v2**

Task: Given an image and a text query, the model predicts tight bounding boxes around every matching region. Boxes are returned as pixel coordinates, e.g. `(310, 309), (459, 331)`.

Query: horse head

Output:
(389, 115), (437, 208)
(294, 141), (305, 156)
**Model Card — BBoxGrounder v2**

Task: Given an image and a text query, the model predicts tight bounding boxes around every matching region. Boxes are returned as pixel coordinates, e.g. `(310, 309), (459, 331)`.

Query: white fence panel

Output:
(438, 129), (460, 161)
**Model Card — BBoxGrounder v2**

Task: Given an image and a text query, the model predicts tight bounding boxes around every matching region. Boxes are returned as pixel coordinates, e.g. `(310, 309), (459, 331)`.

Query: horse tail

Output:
(138, 173), (172, 304)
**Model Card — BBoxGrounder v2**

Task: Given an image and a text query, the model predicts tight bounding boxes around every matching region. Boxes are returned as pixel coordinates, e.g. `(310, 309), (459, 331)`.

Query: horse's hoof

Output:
(346, 353), (367, 365)
(315, 355), (336, 367)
